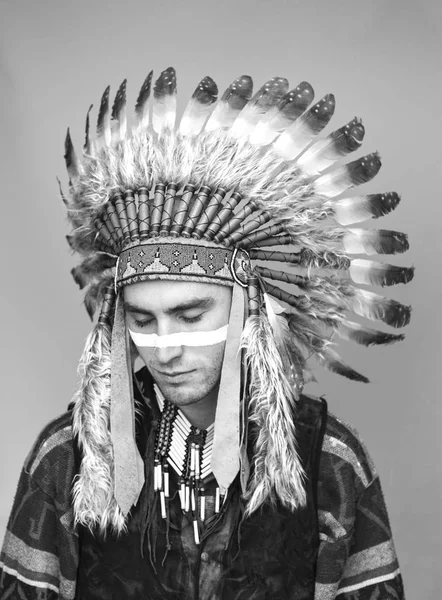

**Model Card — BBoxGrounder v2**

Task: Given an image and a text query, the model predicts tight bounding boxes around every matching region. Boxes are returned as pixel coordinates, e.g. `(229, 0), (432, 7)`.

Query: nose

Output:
(154, 343), (184, 365)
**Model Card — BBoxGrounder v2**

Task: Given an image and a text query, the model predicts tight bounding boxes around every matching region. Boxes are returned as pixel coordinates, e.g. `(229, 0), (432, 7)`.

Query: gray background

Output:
(0, 0), (440, 596)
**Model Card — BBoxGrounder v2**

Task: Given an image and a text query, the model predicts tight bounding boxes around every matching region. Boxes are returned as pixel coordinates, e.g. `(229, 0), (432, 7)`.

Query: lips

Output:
(156, 370), (192, 379)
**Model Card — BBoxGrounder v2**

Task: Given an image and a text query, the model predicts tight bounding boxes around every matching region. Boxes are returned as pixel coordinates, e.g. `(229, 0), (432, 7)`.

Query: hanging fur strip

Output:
(71, 317), (126, 534)
(241, 313), (306, 515)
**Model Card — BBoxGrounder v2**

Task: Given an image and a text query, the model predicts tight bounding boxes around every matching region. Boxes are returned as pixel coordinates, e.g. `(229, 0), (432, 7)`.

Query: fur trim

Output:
(241, 314), (306, 515)
(72, 321), (126, 534)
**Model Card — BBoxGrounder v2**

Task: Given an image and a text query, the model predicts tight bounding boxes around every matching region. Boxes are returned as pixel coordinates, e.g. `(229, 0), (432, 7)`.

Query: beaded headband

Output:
(65, 68), (413, 533)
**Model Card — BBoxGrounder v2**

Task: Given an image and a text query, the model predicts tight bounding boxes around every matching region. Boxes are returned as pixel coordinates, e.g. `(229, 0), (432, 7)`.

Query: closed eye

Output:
(180, 313), (203, 324)
(133, 318), (155, 329)
(132, 313), (204, 329)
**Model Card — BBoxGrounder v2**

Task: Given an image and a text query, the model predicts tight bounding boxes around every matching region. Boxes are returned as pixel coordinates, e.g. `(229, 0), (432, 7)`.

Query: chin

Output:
(155, 377), (215, 407)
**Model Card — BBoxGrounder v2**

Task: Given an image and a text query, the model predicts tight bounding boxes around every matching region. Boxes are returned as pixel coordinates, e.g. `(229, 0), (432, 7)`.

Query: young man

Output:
(0, 68), (412, 599)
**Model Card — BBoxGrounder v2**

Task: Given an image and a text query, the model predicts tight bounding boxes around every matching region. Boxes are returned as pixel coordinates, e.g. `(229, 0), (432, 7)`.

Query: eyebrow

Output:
(123, 296), (215, 317)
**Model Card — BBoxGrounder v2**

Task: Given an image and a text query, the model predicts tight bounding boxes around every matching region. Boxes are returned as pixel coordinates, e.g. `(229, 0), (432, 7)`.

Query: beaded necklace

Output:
(154, 385), (224, 544)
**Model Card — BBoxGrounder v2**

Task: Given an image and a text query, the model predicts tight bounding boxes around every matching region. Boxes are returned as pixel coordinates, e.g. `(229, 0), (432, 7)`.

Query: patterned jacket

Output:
(0, 384), (405, 600)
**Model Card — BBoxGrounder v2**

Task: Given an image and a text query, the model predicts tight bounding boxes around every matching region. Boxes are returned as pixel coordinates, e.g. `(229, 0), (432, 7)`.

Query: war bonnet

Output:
(63, 68), (413, 533)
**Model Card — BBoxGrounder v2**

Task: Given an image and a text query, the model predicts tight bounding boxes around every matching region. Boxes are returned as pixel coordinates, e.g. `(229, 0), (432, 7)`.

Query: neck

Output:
(175, 387), (219, 430)
(180, 387), (218, 429)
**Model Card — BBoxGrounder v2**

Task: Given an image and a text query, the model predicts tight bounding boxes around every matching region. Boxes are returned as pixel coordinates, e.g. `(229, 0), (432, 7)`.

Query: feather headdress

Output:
(64, 68), (413, 533)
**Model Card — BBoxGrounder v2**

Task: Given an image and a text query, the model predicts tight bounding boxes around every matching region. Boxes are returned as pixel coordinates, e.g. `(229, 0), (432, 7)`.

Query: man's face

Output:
(123, 279), (232, 408)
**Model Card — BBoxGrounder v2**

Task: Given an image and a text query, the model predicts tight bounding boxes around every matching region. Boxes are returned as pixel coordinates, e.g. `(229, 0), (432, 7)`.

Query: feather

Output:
(83, 279), (114, 320)
(250, 81), (314, 146)
(84, 105), (94, 154)
(342, 228), (409, 255)
(57, 176), (68, 207)
(298, 248), (351, 270)
(111, 79), (127, 142)
(314, 152), (381, 198)
(263, 292), (290, 355)
(152, 67), (177, 135)
(350, 288), (411, 328)
(297, 117), (365, 174)
(71, 254), (117, 289)
(230, 77), (288, 140)
(205, 75), (253, 131)
(337, 320), (405, 346)
(64, 128), (80, 185)
(96, 85), (111, 147)
(332, 192), (401, 225)
(286, 294), (345, 328)
(66, 234), (75, 251)
(285, 310), (327, 354)
(272, 81), (315, 127)
(302, 367), (317, 384)
(273, 94), (335, 160)
(297, 274), (411, 328)
(66, 228), (101, 255)
(134, 71), (153, 130)
(318, 347), (369, 382)
(349, 258), (415, 286)
(179, 76), (218, 137)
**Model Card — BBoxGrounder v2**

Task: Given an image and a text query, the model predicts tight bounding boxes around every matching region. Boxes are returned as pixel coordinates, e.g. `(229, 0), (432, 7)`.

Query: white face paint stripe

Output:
(128, 325), (229, 348)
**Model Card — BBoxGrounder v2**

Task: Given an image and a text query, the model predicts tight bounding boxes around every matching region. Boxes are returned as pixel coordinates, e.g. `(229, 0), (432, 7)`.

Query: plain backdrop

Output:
(0, 0), (440, 596)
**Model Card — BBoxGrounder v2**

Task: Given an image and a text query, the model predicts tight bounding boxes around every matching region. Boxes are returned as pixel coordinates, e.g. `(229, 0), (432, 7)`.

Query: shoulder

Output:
(310, 401), (380, 543)
(24, 410), (75, 496)
(299, 392), (378, 498)
(321, 410), (377, 489)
